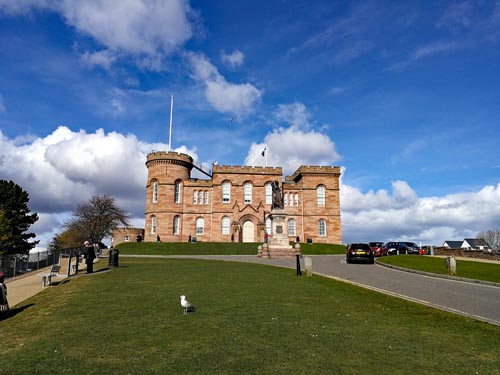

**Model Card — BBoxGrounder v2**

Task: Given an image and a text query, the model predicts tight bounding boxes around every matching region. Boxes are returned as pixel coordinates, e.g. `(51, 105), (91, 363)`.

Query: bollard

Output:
(304, 256), (313, 277)
(445, 256), (456, 275)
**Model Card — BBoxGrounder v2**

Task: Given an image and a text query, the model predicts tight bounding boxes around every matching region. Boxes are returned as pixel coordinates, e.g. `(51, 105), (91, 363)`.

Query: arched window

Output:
(265, 183), (272, 205)
(317, 185), (325, 207)
(284, 193), (288, 206)
(318, 219), (326, 236)
(221, 216), (230, 235)
(222, 181), (231, 203)
(151, 216), (157, 234)
(152, 180), (158, 203)
(196, 218), (205, 235)
(193, 190), (198, 204)
(288, 219), (296, 236)
(294, 193), (299, 206)
(174, 180), (181, 203)
(173, 216), (180, 235)
(244, 182), (252, 204)
(266, 217), (272, 235)
(204, 191), (209, 205)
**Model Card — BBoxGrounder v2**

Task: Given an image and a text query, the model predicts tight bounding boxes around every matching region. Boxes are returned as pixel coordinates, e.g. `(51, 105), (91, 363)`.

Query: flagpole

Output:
(168, 95), (174, 152)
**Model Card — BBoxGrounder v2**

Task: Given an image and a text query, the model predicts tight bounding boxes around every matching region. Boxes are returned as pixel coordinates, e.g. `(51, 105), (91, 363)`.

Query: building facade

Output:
(144, 151), (342, 244)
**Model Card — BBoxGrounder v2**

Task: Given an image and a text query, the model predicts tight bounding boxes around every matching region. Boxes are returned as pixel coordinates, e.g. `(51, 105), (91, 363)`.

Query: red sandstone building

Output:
(140, 151), (342, 244)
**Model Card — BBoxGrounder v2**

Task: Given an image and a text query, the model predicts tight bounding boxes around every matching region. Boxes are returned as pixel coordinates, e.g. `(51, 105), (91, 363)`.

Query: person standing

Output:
(84, 241), (96, 274)
(0, 271), (9, 313)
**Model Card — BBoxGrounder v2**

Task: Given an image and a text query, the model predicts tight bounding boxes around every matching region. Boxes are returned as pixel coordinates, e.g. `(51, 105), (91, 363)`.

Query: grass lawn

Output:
(1, 258), (499, 374)
(116, 241), (346, 256)
(377, 255), (500, 284)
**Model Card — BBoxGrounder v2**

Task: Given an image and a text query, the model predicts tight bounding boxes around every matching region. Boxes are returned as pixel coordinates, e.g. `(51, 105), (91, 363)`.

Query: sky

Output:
(1, 0), (500, 249)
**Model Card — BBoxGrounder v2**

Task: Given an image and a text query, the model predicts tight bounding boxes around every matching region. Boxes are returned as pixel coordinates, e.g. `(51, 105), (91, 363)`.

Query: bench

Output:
(41, 265), (61, 286)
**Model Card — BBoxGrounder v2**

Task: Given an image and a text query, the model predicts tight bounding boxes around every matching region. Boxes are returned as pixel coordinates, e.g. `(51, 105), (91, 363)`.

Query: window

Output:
(265, 183), (272, 205)
(222, 181), (231, 203)
(173, 216), (180, 235)
(204, 191), (209, 205)
(222, 216), (230, 235)
(174, 180), (181, 203)
(288, 219), (296, 236)
(151, 216), (157, 234)
(244, 182), (252, 204)
(152, 180), (158, 203)
(196, 218), (204, 235)
(318, 219), (326, 236)
(199, 191), (203, 205)
(317, 185), (325, 207)
(193, 191), (198, 204)
(266, 218), (272, 235)
(284, 193), (288, 206)
(294, 193), (299, 206)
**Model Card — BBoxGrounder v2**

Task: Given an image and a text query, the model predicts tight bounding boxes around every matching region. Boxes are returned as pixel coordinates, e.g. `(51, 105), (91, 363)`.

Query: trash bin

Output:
(109, 249), (119, 267)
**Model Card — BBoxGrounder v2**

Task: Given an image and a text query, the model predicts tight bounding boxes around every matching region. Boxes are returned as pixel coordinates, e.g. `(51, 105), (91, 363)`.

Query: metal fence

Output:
(0, 248), (82, 279)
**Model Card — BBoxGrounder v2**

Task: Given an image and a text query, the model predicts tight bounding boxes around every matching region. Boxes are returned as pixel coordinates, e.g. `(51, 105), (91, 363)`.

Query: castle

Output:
(136, 151), (342, 244)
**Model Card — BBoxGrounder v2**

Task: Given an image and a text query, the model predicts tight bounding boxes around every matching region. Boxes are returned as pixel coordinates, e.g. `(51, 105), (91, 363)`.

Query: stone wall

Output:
(434, 247), (500, 261)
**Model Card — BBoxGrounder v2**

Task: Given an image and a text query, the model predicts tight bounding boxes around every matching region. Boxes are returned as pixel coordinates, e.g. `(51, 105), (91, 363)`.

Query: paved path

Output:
(5, 254), (500, 327)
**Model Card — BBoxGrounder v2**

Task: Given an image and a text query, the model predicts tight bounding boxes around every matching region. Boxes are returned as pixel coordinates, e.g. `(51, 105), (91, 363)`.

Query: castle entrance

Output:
(242, 221), (254, 242)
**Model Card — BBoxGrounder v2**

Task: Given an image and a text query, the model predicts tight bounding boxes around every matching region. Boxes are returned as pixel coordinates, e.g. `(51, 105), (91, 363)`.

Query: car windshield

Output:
(369, 242), (383, 247)
(351, 243), (371, 250)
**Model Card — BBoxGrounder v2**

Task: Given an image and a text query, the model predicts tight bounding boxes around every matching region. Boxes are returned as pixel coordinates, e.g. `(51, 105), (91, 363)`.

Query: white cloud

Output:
(220, 49), (244, 68)
(81, 49), (117, 70)
(1, 0), (197, 69)
(244, 102), (340, 175)
(0, 126), (197, 246)
(187, 52), (262, 116)
(341, 178), (500, 245)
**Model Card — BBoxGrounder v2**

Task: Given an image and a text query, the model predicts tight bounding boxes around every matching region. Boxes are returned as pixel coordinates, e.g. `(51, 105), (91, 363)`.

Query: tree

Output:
(63, 195), (130, 246)
(477, 229), (500, 252)
(0, 180), (39, 255)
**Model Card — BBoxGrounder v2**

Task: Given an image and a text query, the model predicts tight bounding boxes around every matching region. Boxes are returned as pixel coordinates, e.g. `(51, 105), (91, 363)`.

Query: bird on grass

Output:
(180, 295), (196, 314)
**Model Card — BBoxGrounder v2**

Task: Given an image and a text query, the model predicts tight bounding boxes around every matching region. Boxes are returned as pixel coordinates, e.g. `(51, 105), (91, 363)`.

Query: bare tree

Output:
(477, 228), (500, 252)
(64, 195), (130, 246)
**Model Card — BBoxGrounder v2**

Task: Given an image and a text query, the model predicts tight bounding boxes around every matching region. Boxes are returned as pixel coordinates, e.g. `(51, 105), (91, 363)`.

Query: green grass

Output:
(378, 255), (500, 283)
(116, 241), (346, 255)
(1, 258), (500, 374)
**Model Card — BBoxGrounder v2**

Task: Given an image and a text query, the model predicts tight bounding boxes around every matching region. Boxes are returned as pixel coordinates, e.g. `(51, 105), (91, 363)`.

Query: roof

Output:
(443, 240), (462, 248)
(463, 238), (490, 248)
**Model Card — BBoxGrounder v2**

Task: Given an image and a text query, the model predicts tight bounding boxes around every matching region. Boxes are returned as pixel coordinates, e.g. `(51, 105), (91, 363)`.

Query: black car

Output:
(383, 241), (420, 255)
(346, 243), (374, 264)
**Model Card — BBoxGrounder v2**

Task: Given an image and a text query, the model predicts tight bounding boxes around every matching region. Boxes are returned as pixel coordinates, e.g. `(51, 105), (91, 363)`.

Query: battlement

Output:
(287, 165), (341, 182)
(213, 165), (283, 176)
(146, 151), (193, 168)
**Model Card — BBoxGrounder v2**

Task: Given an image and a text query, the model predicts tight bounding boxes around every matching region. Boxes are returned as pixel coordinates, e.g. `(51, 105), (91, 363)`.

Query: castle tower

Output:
(145, 151), (193, 242)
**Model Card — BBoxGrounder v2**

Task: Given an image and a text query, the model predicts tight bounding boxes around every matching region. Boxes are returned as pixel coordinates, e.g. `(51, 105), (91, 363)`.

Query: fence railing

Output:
(0, 248), (82, 279)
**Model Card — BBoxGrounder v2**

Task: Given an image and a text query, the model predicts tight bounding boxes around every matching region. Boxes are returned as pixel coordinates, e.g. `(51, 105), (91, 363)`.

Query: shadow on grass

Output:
(0, 303), (34, 321)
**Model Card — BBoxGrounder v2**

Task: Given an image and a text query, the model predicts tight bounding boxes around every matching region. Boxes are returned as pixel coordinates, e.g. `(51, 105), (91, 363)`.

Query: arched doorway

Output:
(242, 221), (255, 242)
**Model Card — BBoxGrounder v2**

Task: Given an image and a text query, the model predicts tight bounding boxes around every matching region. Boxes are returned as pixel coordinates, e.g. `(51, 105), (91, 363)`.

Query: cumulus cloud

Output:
(341, 179), (500, 245)
(0, 126), (197, 246)
(0, 0), (196, 69)
(187, 52), (262, 116)
(220, 49), (244, 68)
(244, 102), (340, 175)
(81, 49), (117, 70)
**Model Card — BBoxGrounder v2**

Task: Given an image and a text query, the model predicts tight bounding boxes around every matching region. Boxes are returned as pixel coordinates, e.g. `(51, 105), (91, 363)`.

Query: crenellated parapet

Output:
(213, 165), (282, 175)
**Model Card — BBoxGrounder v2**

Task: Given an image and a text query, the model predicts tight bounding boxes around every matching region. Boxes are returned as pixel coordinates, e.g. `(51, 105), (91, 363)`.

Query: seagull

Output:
(180, 295), (195, 314)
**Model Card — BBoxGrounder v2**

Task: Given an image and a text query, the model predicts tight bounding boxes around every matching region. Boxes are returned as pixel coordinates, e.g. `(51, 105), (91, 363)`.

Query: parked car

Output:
(383, 241), (421, 255)
(403, 242), (420, 254)
(346, 243), (374, 264)
(369, 242), (386, 257)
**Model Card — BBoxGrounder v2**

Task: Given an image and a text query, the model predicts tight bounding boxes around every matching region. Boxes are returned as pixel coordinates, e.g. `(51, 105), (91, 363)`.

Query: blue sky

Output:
(1, 0), (499, 247)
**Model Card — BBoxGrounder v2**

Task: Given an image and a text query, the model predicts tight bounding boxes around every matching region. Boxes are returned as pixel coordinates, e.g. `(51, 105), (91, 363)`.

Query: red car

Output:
(369, 242), (386, 257)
